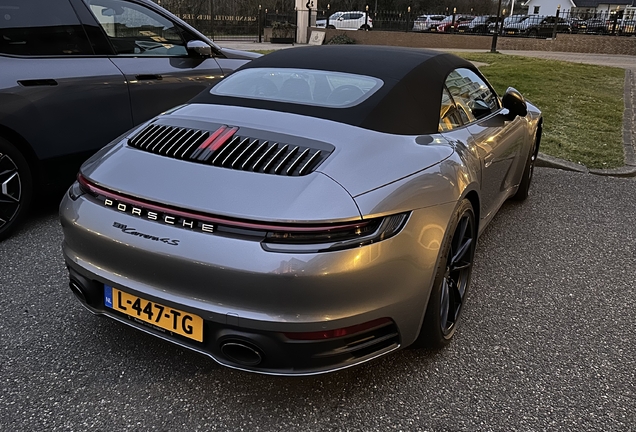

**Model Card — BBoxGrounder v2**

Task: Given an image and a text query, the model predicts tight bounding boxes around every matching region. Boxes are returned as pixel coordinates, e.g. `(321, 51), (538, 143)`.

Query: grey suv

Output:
(0, 0), (258, 239)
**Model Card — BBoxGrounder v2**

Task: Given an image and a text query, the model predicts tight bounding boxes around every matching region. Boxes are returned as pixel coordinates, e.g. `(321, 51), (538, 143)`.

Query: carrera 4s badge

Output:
(113, 222), (180, 246)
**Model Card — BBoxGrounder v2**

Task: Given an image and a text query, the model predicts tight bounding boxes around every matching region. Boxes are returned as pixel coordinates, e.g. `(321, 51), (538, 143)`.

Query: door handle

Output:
(18, 79), (58, 87)
(135, 74), (163, 81)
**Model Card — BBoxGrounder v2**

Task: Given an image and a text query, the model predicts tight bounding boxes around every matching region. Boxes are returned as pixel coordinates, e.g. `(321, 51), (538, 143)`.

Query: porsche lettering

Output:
(104, 198), (215, 233)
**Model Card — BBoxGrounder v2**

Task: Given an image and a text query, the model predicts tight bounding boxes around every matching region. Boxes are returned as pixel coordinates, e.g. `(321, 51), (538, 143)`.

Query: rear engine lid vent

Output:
(127, 122), (334, 177)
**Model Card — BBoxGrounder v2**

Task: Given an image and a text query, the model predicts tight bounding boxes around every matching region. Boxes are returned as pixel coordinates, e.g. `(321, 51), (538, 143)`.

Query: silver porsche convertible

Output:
(60, 46), (542, 375)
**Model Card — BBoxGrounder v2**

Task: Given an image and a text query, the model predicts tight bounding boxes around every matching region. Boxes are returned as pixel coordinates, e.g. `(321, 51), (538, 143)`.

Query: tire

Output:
(327, 25), (335, 29)
(414, 199), (477, 348)
(0, 137), (33, 241)
(511, 131), (540, 201)
(359, 24), (371, 30)
(528, 28), (538, 37)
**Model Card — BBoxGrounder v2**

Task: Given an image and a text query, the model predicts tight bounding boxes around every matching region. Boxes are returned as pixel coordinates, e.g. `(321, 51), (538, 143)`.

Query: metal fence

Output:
(264, 11), (296, 28)
(314, 8), (636, 38)
(161, 0), (262, 41)
(159, 0), (636, 42)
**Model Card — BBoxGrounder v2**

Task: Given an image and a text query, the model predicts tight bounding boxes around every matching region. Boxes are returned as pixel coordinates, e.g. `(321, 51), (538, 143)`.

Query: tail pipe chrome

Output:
(220, 340), (263, 366)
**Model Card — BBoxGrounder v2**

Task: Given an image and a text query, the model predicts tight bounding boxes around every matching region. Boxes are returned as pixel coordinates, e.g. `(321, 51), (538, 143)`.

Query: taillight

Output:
(68, 181), (85, 201)
(262, 212), (409, 253)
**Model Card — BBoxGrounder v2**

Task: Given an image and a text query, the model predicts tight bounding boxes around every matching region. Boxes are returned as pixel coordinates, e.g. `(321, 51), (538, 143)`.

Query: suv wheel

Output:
(0, 137), (33, 241)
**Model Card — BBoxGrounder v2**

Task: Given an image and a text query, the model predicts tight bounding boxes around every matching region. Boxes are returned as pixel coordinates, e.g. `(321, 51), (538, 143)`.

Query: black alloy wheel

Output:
(415, 199), (476, 348)
(0, 138), (32, 241)
(438, 205), (475, 336)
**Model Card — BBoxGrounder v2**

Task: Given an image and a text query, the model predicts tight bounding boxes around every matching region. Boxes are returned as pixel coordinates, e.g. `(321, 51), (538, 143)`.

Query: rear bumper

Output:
(60, 190), (455, 375)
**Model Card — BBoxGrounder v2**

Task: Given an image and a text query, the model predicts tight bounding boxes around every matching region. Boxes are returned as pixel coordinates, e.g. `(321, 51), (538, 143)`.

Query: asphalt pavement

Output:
(1, 168), (635, 431)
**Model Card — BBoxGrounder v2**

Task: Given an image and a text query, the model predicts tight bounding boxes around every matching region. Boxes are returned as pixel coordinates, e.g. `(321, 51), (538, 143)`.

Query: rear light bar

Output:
(75, 174), (409, 253)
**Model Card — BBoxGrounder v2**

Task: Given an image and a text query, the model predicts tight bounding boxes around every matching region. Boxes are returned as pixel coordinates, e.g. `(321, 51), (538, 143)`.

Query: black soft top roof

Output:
(191, 45), (477, 135)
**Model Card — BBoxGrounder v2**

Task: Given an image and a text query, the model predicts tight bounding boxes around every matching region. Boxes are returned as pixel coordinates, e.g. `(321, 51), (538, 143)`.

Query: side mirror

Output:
(502, 87), (528, 118)
(187, 40), (212, 58)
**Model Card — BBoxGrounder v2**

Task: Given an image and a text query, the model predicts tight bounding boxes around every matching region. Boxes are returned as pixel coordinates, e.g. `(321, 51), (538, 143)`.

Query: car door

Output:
(338, 13), (354, 29)
(350, 12), (364, 29)
(82, 0), (225, 125)
(0, 0), (132, 163)
(445, 68), (526, 219)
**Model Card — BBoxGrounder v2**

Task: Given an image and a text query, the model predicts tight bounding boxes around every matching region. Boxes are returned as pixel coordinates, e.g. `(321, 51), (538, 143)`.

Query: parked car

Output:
(315, 11), (372, 30)
(504, 15), (571, 37)
(0, 0), (259, 240)
(60, 45), (542, 375)
(618, 19), (636, 35)
(488, 15), (527, 33)
(412, 14), (446, 32)
(568, 17), (586, 33)
(567, 17), (608, 33)
(437, 15), (473, 32)
(582, 18), (609, 33)
(462, 15), (501, 33)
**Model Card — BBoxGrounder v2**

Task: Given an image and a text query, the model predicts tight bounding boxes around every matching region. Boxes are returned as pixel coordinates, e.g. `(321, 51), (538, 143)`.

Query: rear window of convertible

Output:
(211, 68), (384, 108)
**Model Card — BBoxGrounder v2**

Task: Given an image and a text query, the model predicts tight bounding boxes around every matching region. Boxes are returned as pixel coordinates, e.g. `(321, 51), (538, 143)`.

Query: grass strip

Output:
(455, 52), (625, 169)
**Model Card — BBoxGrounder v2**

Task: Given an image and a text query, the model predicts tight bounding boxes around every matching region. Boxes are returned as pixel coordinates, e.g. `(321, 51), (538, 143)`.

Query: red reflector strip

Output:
(197, 126), (239, 161)
(283, 318), (392, 341)
(197, 126), (227, 151)
(209, 126), (239, 152)
(189, 126), (227, 160)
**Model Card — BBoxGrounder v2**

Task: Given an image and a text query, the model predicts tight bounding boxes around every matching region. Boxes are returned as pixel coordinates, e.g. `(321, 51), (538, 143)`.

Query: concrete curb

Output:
(620, 68), (636, 168)
(536, 154), (636, 178)
(536, 153), (589, 173)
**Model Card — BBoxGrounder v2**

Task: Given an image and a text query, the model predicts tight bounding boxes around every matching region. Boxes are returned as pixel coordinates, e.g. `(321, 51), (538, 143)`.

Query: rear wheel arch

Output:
(412, 197), (478, 348)
(463, 189), (480, 232)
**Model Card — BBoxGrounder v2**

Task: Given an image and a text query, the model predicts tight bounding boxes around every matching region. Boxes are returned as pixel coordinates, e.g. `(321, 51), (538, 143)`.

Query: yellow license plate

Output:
(104, 285), (203, 342)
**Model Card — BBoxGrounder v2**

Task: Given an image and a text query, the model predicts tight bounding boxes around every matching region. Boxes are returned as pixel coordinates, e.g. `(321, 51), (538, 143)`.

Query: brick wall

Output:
(316, 28), (636, 55)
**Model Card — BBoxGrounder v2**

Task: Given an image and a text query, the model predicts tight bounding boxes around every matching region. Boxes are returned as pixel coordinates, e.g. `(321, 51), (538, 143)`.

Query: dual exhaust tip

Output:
(220, 341), (263, 366)
(69, 281), (87, 303)
(69, 279), (265, 367)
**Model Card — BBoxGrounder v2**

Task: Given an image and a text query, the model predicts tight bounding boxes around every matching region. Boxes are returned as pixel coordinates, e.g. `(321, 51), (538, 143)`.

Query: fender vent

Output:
(128, 124), (332, 176)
